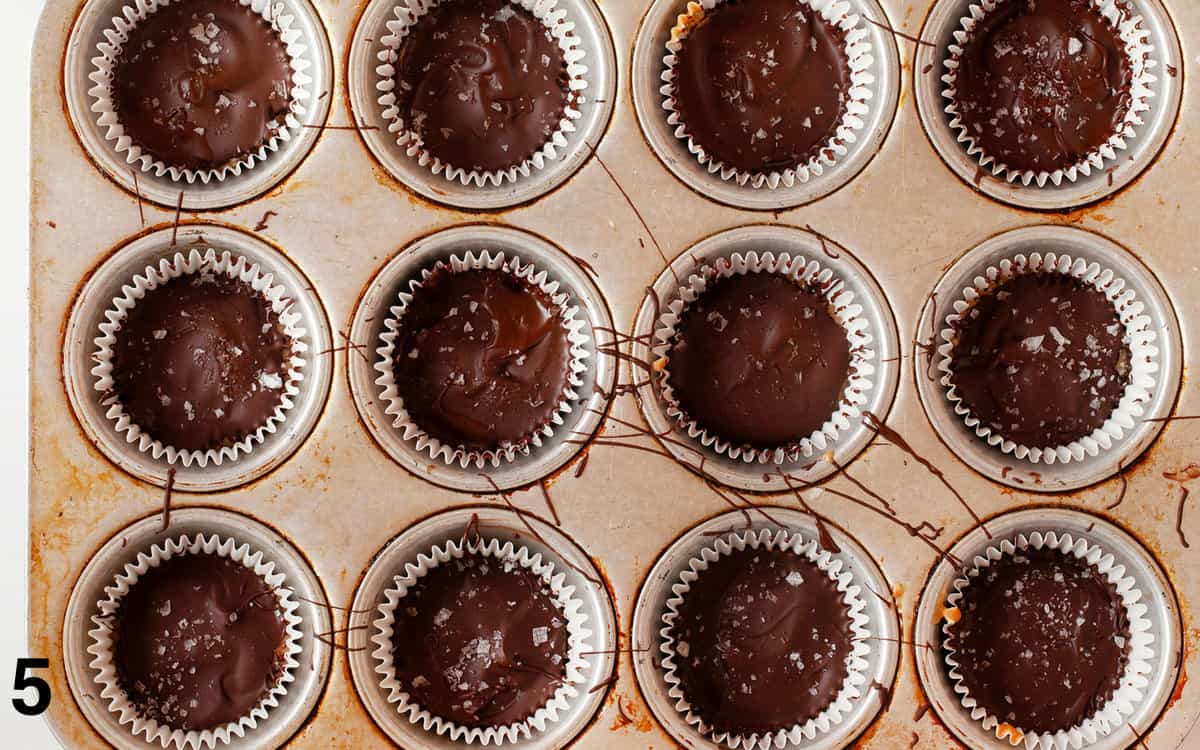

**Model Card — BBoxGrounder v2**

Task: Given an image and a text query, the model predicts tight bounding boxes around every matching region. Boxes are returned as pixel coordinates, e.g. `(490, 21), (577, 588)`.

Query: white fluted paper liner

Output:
(370, 537), (592, 745)
(942, 531), (1154, 749)
(660, 0), (875, 190)
(88, 0), (315, 184)
(651, 250), (876, 464)
(91, 247), (308, 468)
(375, 0), (589, 187)
(87, 533), (304, 750)
(374, 250), (590, 468)
(659, 528), (872, 750)
(941, 0), (1156, 188)
(936, 251), (1158, 465)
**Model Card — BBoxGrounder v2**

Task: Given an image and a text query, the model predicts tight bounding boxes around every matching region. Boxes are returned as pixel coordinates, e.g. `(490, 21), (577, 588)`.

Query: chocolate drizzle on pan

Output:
(112, 0), (293, 171)
(113, 553), (287, 731)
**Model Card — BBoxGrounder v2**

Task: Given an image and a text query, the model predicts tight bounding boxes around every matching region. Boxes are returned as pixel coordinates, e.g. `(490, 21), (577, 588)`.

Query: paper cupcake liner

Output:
(659, 528), (872, 749)
(88, 0), (315, 184)
(91, 247), (309, 468)
(941, 0), (1156, 187)
(87, 533), (304, 750)
(651, 250), (876, 464)
(660, 0), (875, 190)
(374, 250), (590, 468)
(936, 251), (1158, 465)
(370, 536), (593, 745)
(374, 0), (589, 187)
(942, 531), (1155, 749)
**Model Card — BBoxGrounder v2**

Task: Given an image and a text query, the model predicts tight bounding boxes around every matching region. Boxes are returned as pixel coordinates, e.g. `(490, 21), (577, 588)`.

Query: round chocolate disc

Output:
(666, 272), (851, 449)
(112, 0), (293, 171)
(389, 551), (569, 727)
(109, 272), (294, 453)
(951, 0), (1133, 174)
(668, 546), (853, 734)
(113, 553), (287, 731)
(392, 267), (572, 451)
(671, 0), (851, 173)
(394, 0), (570, 172)
(947, 273), (1131, 449)
(945, 546), (1130, 733)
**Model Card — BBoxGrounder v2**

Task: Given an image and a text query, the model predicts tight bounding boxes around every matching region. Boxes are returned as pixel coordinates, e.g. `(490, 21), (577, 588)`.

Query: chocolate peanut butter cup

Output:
(942, 531), (1153, 747)
(654, 251), (876, 464)
(375, 251), (589, 468)
(377, 0), (588, 186)
(90, 0), (311, 182)
(371, 537), (590, 743)
(92, 248), (307, 468)
(943, 0), (1154, 186)
(937, 252), (1157, 464)
(662, 0), (875, 189)
(660, 529), (870, 747)
(88, 534), (303, 748)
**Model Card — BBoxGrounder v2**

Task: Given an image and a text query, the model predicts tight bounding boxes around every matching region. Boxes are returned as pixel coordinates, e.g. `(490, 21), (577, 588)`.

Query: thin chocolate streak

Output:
(777, 472), (842, 553)
(863, 412), (988, 537)
(588, 673), (619, 694)
(1144, 414), (1200, 423)
(568, 253), (600, 279)
(537, 479), (562, 525)
(477, 474), (603, 587)
(1177, 487), (1191, 549)
(864, 15), (936, 48)
(159, 468), (176, 531)
(802, 224), (841, 259)
(131, 169), (146, 228)
(578, 646), (650, 658)
(253, 210), (278, 232)
(301, 122), (379, 133)
(170, 191), (184, 247)
(1106, 456), (1131, 510)
(914, 702), (930, 722)
(580, 140), (677, 283)
(830, 456), (897, 515)
(573, 449), (590, 479)
(337, 330), (371, 365)
(461, 513), (483, 546)
(314, 625), (369, 653)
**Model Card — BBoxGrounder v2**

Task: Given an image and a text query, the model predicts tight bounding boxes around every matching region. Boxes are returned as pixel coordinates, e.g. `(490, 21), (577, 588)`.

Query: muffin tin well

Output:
(915, 224), (1183, 492)
(62, 224), (334, 493)
(62, 0), (335, 211)
(62, 508), (334, 750)
(914, 0), (1184, 211)
(914, 507), (1183, 750)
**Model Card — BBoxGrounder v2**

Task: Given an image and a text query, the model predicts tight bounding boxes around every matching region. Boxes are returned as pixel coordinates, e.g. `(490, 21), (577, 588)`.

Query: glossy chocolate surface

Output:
(952, 0), (1133, 173)
(666, 272), (851, 449)
(948, 273), (1131, 448)
(392, 267), (571, 451)
(110, 272), (293, 453)
(668, 546), (852, 734)
(946, 546), (1130, 733)
(672, 0), (851, 173)
(389, 551), (568, 727)
(113, 553), (287, 731)
(394, 0), (570, 172)
(113, 0), (293, 171)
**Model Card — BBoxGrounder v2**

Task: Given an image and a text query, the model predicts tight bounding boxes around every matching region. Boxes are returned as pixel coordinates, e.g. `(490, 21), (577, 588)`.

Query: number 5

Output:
(12, 658), (50, 716)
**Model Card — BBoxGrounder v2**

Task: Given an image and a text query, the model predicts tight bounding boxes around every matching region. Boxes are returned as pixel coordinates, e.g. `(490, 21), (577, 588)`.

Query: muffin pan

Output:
(31, 0), (1200, 748)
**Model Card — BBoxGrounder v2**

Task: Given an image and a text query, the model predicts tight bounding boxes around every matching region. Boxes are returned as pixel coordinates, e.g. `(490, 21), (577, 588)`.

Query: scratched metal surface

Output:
(29, 0), (1200, 747)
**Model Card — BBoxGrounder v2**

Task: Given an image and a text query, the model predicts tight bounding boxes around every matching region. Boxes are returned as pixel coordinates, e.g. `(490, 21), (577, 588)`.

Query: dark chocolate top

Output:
(110, 272), (293, 453)
(113, 553), (287, 731)
(946, 546), (1130, 733)
(947, 273), (1131, 448)
(668, 547), (852, 734)
(389, 552), (569, 727)
(113, 0), (293, 171)
(394, 0), (570, 172)
(666, 272), (851, 449)
(672, 0), (851, 173)
(392, 267), (571, 451)
(952, 0), (1133, 173)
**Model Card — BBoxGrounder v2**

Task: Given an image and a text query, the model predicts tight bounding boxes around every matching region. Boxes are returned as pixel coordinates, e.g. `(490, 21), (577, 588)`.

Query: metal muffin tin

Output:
(30, 0), (1200, 747)
(914, 0), (1185, 212)
(61, 508), (334, 750)
(631, 508), (901, 750)
(631, 0), (902, 211)
(62, 0), (335, 211)
(913, 507), (1183, 750)
(915, 224), (1183, 493)
(346, 0), (618, 210)
(346, 505), (618, 749)
(62, 224), (335, 493)
(631, 225), (902, 493)
(346, 224), (617, 493)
